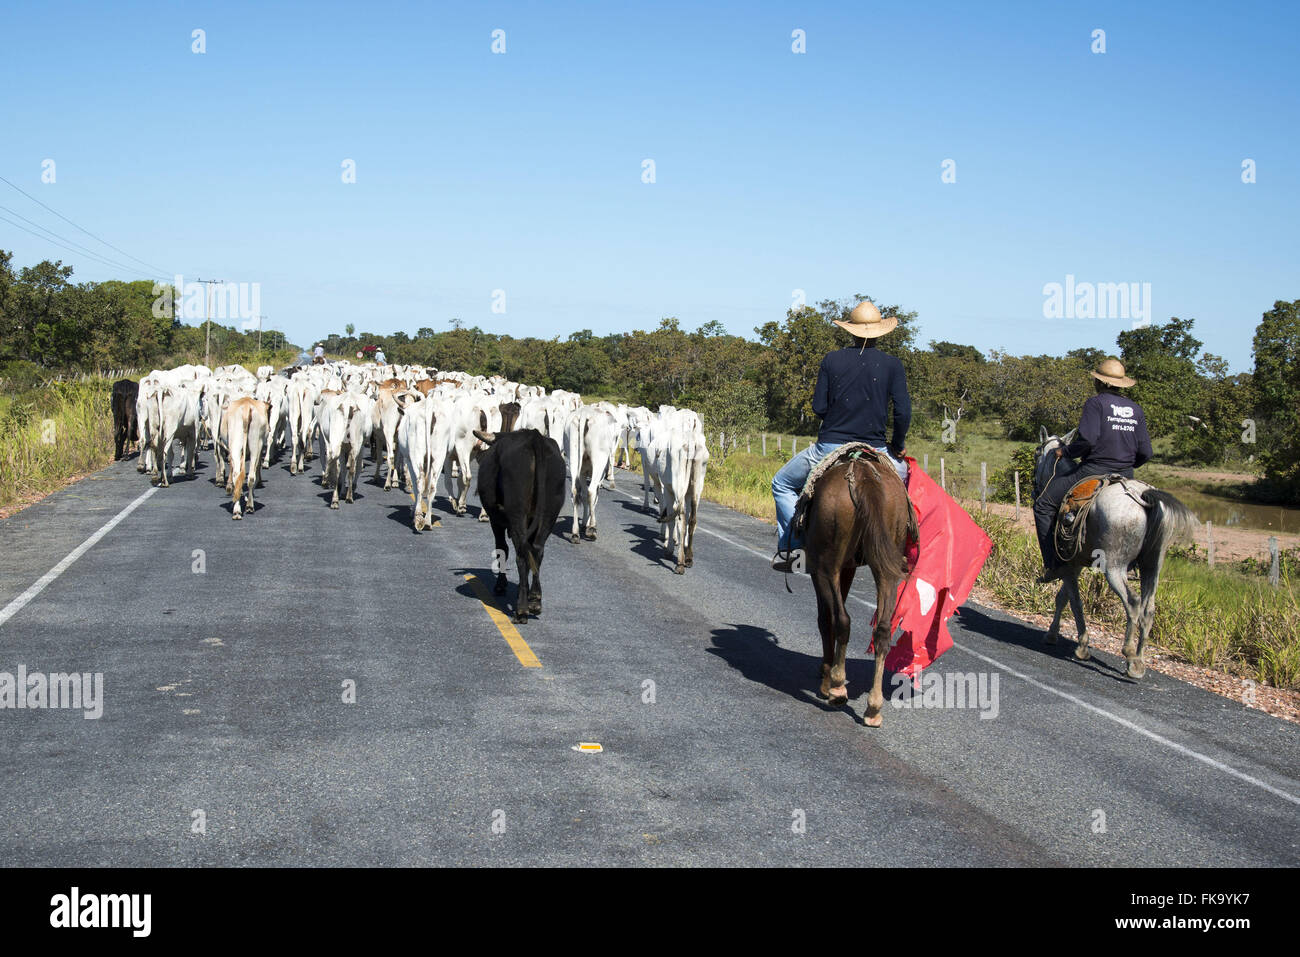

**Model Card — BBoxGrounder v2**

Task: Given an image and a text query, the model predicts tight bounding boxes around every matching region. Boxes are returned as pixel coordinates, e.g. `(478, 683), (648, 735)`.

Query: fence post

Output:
(762, 433), (766, 456)
(778, 435), (782, 452)
(1269, 536), (1279, 587)
(923, 453), (928, 474)
(720, 431), (725, 451)
(791, 436), (797, 455)
(940, 457), (946, 490)
(747, 435), (751, 454)
(1014, 471), (1021, 520)
(980, 462), (987, 512)
(1207, 521), (1215, 568)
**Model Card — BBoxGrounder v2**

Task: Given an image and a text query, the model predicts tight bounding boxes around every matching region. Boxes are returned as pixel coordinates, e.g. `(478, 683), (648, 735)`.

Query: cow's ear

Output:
(473, 429), (496, 445)
(1038, 425), (1048, 445)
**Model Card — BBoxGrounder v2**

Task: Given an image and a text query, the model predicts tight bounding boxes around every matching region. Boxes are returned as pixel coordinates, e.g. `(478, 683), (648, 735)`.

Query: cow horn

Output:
(473, 429), (496, 445)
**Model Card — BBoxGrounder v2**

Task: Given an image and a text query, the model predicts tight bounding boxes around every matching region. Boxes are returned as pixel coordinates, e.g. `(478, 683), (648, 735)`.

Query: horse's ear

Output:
(1038, 426), (1048, 445)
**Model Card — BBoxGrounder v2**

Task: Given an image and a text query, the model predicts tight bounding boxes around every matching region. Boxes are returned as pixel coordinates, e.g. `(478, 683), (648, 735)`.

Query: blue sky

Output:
(2, 0), (1296, 371)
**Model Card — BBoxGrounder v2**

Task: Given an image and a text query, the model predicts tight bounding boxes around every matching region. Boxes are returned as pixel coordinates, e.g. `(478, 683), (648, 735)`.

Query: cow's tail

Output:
(1140, 489), (1195, 559)
(524, 443), (551, 571)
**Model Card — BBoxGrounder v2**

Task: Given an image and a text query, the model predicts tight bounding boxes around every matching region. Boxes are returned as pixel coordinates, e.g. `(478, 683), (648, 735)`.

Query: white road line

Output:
(613, 478), (1300, 808)
(0, 485), (159, 629)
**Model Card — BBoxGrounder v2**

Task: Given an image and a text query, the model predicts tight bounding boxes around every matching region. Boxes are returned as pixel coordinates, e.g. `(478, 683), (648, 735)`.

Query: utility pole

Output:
(196, 278), (225, 368)
(254, 315), (268, 357)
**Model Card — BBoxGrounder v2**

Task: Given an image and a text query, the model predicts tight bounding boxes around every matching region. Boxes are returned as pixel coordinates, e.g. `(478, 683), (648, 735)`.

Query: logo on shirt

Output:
(1106, 404), (1137, 433)
(1109, 404), (1134, 419)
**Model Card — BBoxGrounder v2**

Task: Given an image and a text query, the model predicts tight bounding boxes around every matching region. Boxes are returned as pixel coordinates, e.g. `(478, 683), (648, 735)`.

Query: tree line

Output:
(3, 252), (1296, 502)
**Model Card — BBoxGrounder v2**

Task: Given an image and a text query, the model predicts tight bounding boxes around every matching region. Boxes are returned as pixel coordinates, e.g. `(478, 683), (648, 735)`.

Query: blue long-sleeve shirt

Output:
(1062, 390), (1152, 471)
(812, 345), (911, 449)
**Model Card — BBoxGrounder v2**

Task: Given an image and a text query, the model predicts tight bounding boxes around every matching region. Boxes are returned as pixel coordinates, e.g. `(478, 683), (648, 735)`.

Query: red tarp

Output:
(872, 456), (992, 684)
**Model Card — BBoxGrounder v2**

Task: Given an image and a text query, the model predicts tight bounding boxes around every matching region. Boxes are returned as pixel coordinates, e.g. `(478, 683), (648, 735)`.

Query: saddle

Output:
(789, 444), (918, 567)
(1054, 473), (1153, 561)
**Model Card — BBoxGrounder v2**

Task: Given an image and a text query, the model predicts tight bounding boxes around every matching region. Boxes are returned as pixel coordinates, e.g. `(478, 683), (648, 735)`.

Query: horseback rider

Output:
(771, 301), (910, 573)
(1034, 357), (1152, 583)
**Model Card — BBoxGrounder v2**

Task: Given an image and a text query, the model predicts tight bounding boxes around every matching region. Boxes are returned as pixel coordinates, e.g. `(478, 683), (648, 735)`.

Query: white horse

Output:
(1033, 428), (1194, 677)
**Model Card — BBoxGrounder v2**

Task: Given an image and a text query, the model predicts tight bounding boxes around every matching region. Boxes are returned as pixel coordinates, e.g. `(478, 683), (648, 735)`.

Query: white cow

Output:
(152, 382), (202, 487)
(563, 405), (619, 543)
(656, 409), (710, 574)
(397, 394), (453, 531)
(445, 393), (504, 521)
(288, 377), (321, 474)
(318, 392), (367, 508)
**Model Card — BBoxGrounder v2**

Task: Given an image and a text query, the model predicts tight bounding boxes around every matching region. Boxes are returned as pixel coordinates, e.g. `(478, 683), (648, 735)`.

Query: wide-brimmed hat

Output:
(1092, 356), (1136, 388)
(833, 300), (898, 339)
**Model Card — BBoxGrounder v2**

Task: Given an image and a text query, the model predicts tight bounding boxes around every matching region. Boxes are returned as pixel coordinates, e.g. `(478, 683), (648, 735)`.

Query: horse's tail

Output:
(1141, 489), (1195, 557)
(846, 460), (909, 583)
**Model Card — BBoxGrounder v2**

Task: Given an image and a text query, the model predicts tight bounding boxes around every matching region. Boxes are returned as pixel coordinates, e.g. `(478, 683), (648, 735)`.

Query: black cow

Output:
(474, 427), (566, 623)
(110, 379), (139, 460)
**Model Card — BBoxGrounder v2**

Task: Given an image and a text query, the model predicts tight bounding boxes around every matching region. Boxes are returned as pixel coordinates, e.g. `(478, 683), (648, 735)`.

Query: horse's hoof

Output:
(1126, 659), (1146, 679)
(863, 711), (884, 729)
(1073, 644), (1091, 661)
(673, 564), (686, 575)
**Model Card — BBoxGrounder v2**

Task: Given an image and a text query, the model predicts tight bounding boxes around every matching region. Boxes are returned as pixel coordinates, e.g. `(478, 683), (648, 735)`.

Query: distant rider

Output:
(1034, 357), (1152, 583)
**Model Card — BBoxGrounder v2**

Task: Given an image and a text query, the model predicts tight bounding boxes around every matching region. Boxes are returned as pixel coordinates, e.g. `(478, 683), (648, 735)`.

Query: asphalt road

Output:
(1, 444), (1297, 866)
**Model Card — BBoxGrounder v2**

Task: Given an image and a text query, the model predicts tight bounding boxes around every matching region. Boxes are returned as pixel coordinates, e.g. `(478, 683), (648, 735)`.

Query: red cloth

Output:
(871, 456), (992, 685)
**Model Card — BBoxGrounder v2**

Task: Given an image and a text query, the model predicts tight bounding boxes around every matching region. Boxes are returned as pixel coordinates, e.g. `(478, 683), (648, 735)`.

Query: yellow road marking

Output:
(464, 574), (542, 668)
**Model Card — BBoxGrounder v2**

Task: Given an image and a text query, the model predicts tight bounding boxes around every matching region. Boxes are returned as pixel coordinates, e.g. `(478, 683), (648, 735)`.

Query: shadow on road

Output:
(953, 605), (1133, 683)
(706, 622), (883, 722)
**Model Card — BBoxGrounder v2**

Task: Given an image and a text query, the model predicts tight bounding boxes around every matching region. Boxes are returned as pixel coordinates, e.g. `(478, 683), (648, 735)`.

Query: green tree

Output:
(1251, 300), (1300, 500)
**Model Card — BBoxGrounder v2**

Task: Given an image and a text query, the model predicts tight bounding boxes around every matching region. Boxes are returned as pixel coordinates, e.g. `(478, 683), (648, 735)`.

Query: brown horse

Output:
(804, 454), (914, 728)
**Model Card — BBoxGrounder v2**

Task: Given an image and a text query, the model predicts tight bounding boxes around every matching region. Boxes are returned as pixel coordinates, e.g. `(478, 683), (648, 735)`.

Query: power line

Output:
(0, 172), (173, 278)
(0, 203), (163, 278)
(0, 210), (160, 278)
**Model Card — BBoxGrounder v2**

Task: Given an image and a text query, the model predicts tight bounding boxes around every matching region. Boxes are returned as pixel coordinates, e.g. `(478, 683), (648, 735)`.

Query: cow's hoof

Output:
(513, 612), (528, 625)
(1126, 658), (1147, 679)
(1043, 630), (1058, 646)
(478, 514), (489, 523)
(827, 686), (849, 707)
(685, 556), (694, 568)
(673, 563), (686, 575)
(493, 575), (507, 596)
(1073, 643), (1091, 661)
(863, 712), (884, 729)
(583, 528), (596, 541)
(431, 519), (441, 527)
(330, 502), (339, 510)
(232, 512), (242, 521)
(527, 599), (541, 615)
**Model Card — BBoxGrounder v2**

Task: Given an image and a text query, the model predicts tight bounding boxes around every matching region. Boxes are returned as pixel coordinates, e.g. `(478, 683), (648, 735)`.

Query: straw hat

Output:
(833, 300), (898, 339)
(1091, 356), (1136, 388)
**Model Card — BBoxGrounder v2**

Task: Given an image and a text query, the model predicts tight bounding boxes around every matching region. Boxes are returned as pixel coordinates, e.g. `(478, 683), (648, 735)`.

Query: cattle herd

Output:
(110, 360), (710, 620)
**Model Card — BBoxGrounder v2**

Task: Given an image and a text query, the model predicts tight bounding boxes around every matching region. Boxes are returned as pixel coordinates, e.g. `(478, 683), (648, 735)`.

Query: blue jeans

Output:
(772, 442), (908, 551)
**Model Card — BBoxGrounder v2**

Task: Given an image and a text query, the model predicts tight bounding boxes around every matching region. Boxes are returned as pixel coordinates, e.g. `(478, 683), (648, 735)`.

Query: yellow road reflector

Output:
(464, 574), (542, 668)
(572, 742), (603, 753)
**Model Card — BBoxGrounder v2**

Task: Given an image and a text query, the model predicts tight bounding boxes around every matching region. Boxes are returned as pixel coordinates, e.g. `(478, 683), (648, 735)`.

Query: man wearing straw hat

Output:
(771, 300), (910, 573)
(1033, 356), (1152, 583)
